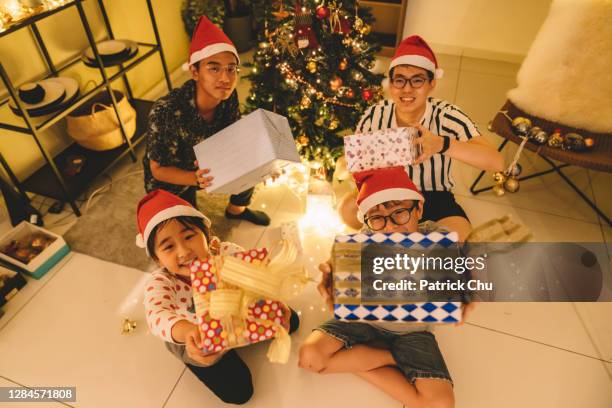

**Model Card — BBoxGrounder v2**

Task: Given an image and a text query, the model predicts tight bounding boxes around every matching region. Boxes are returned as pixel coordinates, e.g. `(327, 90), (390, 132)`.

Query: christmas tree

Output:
(244, 0), (384, 172)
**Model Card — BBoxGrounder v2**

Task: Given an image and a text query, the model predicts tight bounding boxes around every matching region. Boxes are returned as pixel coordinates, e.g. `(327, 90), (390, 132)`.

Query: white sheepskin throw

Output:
(507, 0), (612, 133)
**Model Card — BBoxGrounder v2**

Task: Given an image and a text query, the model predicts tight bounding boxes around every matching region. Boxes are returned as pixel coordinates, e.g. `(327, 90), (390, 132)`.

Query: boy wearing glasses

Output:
(143, 16), (270, 226)
(339, 35), (504, 240)
(299, 166), (463, 408)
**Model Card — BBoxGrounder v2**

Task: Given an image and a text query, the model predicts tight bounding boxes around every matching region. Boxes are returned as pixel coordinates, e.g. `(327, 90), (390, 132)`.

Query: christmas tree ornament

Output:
(504, 177), (520, 193)
(359, 24), (371, 35)
(298, 134), (309, 146)
(361, 88), (373, 101)
(339, 58), (348, 70)
(306, 60), (318, 73)
(259, 41), (270, 49)
(547, 129), (564, 148)
(492, 183), (506, 197)
(562, 132), (586, 151)
(272, 0), (291, 20)
(345, 88), (355, 98)
(584, 137), (595, 149)
(300, 95), (312, 108)
(493, 172), (507, 183)
(316, 4), (330, 19)
(295, 4), (317, 48)
(342, 36), (352, 46)
(353, 71), (363, 81)
(532, 129), (549, 145)
(329, 117), (339, 130)
(511, 116), (532, 136)
(330, 76), (343, 91)
(508, 163), (522, 177)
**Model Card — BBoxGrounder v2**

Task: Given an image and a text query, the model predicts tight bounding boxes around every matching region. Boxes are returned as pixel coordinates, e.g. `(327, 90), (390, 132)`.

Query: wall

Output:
(403, 0), (553, 61)
(0, 0), (189, 180)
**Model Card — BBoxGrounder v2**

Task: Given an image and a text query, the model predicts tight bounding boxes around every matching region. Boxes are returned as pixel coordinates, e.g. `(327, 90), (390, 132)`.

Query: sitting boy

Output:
(299, 166), (472, 408)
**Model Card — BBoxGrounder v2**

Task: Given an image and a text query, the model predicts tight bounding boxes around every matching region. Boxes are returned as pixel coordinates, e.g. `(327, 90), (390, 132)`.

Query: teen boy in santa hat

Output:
(143, 16), (270, 226)
(338, 35), (504, 241)
(300, 166), (474, 408)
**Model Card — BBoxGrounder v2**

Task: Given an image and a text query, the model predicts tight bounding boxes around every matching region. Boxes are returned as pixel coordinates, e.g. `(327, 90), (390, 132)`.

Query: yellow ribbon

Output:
(266, 325), (291, 364)
(208, 289), (243, 320)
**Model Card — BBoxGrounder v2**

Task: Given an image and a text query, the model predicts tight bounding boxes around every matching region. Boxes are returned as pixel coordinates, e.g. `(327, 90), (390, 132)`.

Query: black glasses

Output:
(364, 206), (416, 231)
(390, 75), (427, 90)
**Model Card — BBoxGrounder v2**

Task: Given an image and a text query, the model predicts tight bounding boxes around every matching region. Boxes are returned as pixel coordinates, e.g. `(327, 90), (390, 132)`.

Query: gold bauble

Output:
(298, 134), (309, 146)
(306, 60), (317, 73)
(330, 76), (343, 91)
(492, 183), (505, 197)
(300, 95), (311, 108)
(547, 131), (564, 148)
(360, 24), (371, 35)
(329, 118), (339, 130)
(339, 58), (348, 70)
(504, 177), (520, 193)
(353, 16), (364, 30)
(493, 172), (507, 183)
(342, 36), (352, 46)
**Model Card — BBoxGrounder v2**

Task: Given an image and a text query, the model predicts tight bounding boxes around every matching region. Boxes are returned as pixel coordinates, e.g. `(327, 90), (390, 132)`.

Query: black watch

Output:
(439, 136), (451, 154)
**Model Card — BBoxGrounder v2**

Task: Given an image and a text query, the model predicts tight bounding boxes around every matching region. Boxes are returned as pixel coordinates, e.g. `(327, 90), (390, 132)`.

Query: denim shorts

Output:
(316, 320), (452, 385)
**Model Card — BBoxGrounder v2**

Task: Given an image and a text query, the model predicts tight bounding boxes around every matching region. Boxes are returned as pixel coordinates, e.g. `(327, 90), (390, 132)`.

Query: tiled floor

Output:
(1, 50), (610, 407)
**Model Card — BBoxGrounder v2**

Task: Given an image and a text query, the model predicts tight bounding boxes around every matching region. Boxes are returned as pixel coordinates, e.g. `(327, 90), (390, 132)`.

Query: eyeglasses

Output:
(364, 206), (417, 231)
(205, 64), (240, 76)
(390, 75), (428, 90)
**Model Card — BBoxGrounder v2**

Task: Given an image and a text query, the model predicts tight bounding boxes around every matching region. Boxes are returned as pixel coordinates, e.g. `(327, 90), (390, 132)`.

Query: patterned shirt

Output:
(356, 98), (480, 192)
(143, 79), (240, 195)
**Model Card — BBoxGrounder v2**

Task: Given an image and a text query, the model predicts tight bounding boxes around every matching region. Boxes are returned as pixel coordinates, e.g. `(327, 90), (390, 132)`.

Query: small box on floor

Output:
(344, 127), (421, 173)
(332, 231), (463, 324)
(193, 109), (301, 194)
(0, 221), (70, 279)
(0, 265), (27, 309)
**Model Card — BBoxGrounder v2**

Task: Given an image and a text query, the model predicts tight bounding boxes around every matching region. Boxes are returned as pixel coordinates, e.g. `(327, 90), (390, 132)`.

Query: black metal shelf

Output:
(0, 42), (159, 134)
(0, 0), (172, 217)
(21, 98), (151, 201)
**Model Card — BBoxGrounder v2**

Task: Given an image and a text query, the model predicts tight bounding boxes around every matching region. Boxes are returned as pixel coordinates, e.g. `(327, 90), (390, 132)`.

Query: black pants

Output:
(179, 186), (255, 208)
(185, 310), (299, 404)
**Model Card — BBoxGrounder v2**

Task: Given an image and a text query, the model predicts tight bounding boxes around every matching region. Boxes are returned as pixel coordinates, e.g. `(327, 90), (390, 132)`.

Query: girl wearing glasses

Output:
(339, 35), (504, 241)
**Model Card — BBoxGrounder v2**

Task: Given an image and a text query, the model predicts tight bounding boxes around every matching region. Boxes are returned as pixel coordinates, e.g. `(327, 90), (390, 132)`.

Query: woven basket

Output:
(67, 90), (136, 151)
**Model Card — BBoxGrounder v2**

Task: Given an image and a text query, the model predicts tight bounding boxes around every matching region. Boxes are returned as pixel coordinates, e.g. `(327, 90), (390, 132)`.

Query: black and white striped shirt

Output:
(355, 98), (480, 192)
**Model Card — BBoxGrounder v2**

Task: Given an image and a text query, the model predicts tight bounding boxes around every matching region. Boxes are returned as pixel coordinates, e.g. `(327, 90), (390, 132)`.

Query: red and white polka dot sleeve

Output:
(143, 272), (186, 343)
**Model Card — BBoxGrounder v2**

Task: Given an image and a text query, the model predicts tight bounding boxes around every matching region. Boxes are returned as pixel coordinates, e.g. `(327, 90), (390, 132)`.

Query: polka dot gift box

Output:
(190, 248), (295, 362)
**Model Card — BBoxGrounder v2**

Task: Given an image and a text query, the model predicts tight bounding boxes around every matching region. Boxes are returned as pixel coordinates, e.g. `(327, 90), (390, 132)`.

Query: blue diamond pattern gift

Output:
(332, 231), (463, 324)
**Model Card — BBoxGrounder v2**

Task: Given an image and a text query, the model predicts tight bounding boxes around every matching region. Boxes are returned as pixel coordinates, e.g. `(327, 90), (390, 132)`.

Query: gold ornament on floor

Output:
(562, 132), (586, 151)
(306, 60), (317, 73)
(547, 129), (564, 148)
(508, 163), (522, 177)
(503, 177), (520, 193)
(121, 318), (137, 334)
(492, 183), (506, 197)
(493, 172), (507, 183)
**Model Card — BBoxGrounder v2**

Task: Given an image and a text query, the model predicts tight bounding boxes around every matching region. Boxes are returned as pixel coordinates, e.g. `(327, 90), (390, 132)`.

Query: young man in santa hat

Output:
(143, 16), (270, 226)
(338, 35), (504, 241)
(300, 166), (474, 408)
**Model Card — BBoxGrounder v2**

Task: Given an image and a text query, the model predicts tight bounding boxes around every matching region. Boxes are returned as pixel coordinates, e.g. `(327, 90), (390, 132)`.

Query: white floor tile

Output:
(0, 377), (71, 408)
(455, 70), (516, 125)
(455, 194), (605, 242)
(0, 254), (185, 408)
(466, 303), (603, 359)
(436, 324), (612, 408)
(573, 303), (612, 362)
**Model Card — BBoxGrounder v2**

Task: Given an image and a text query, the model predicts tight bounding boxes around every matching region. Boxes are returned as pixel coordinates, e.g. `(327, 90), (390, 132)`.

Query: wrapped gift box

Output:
(344, 127), (421, 173)
(0, 221), (70, 279)
(332, 231), (463, 323)
(190, 248), (292, 356)
(193, 109), (301, 194)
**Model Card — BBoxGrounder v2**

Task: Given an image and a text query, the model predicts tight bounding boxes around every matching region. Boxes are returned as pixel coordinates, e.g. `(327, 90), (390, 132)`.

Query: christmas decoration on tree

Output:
(244, 0), (384, 172)
(182, 0), (225, 35)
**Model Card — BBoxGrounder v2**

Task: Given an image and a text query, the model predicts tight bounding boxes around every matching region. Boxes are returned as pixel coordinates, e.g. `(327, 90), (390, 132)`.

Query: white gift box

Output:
(193, 109), (301, 194)
(0, 222), (70, 279)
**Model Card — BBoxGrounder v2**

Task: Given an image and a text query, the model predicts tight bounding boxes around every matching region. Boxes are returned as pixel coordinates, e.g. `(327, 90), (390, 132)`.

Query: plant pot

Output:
(223, 14), (253, 53)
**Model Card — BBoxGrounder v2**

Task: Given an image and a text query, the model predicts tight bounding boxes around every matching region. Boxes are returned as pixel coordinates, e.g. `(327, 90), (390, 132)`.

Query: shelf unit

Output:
(0, 0), (172, 216)
(359, 0), (408, 57)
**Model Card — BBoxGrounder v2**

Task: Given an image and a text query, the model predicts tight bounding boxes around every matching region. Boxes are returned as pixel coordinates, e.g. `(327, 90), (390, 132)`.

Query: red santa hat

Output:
(135, 189), (211, 254)
(354, 166), (424, 221)
(390, 35), (443, 79)
(182, 15), (240, 71)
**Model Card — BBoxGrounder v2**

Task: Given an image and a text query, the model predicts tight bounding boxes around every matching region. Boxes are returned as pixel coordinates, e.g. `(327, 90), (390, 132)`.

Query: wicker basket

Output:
(67, 90), (136, 151)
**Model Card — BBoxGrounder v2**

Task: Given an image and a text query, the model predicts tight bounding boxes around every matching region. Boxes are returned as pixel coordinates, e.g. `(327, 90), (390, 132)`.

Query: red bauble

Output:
(361, 88), (373, 101)
(316, 5), (330, 19)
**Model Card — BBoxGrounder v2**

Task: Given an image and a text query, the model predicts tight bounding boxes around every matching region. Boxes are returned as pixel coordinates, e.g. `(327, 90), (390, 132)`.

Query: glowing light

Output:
(299, 195), (346, 238)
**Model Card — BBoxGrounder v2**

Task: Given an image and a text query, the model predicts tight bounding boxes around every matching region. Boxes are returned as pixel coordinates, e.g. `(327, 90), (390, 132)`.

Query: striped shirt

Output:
(355, 98), (480, 191)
